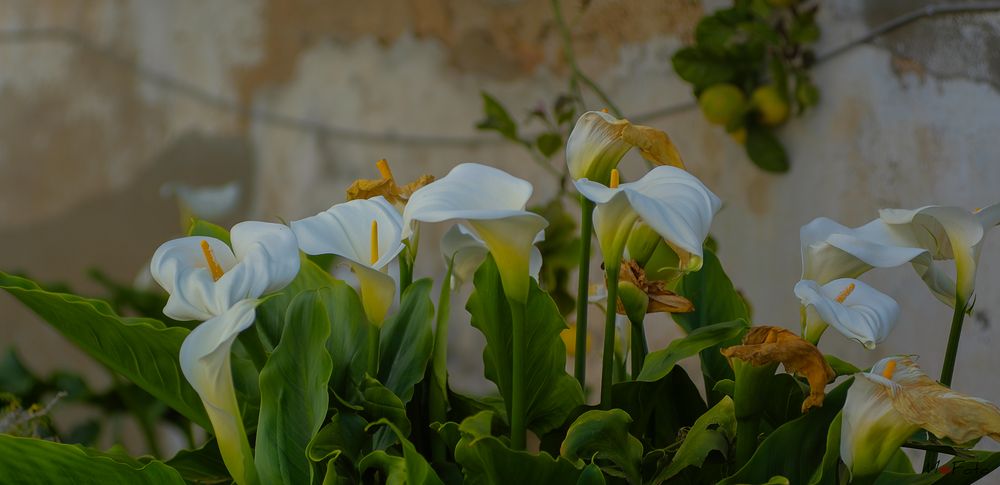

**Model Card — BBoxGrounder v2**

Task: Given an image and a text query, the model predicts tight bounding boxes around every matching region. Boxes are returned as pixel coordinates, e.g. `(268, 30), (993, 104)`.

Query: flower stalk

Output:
(429, 260), (455, 462)
(575, 197), (595, 387)
(600, 259), (621, 409)
(509, 297), (528, 450)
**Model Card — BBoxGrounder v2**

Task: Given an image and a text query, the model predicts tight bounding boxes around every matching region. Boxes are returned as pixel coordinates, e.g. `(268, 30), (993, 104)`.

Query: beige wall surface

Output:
(1, 0), (999, 459)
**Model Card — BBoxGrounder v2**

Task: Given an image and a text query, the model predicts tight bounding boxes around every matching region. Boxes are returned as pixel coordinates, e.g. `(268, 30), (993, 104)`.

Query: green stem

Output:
(922, 297), (969, 472)
(368, 324), (381, 377)
(575, 198), (595, 387)
(509, 298), (528, 450)
(429, 262), (454, 463)
(399, 246), (414, 294)
(600, 260), (621, 409)
(629, 315), (648, 380)
(735, 418), (760, 468)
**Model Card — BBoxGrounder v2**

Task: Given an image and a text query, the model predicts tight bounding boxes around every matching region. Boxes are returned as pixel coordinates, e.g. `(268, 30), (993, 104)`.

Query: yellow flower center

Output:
(610, 168), (620, 189)
(835, 283), (856, 303)
(200, 240), (225, 282)
(882, 359), (897, 380)
(376, 158), (394, 181)
(370, 219), (379, 265)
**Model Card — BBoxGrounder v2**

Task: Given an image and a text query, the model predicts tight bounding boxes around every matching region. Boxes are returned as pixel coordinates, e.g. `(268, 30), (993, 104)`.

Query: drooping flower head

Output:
(574, 165), (720, 272)
(842, 356), (1000, 479)
(794, 278), (900, 349)
(402, 163), (547, 303)
(291, 196), (404, 325)
(566, 110), (684, 184)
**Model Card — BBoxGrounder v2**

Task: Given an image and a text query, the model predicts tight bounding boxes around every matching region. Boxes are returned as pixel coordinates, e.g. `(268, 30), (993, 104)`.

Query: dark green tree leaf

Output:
(745, 126), (789, 173)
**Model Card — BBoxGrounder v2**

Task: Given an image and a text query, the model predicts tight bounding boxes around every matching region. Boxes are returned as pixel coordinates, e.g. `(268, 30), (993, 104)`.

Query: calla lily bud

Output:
(566, 111), (684, 184)
(617, 281), (648, 324)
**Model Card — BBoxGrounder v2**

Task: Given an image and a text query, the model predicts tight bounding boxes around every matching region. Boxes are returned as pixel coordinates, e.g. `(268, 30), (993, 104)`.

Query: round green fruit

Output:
(751, 85), (790, 126)
(698, 84), (746, 126)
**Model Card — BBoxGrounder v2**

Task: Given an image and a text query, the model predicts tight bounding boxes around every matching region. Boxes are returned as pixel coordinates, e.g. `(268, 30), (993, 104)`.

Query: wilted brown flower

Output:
(721, 325), (835, 412)
(617, 259), (693, 314)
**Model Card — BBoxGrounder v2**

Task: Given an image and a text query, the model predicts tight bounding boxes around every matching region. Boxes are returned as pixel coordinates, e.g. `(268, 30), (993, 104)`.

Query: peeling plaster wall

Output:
(1, 0), (998, 459)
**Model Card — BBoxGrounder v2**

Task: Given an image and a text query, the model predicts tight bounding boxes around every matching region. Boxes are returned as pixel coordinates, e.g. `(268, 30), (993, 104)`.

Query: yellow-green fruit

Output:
(729, 127), (747, 144)
(698, 84), (746, 126)
(752, 85), (790, 126)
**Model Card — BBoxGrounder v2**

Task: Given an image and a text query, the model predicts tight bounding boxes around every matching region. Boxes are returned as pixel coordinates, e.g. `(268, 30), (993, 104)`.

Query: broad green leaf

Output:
(745, 126), (789, 173)
(672, 249), (750, 392)
(317, 283), (370, 399)
(671, 47), (736, 90)
(0, 272), (209, 429)
(466, 256), (584, 436)
(379, 278), (435, 404)
(825, 355), (861, 377)
(256, 255), (338, 349)
(358, 419), (444, 485)
(256, 290), (334, 485)
(455, 411), (583, 485)
(806, 412), (841, 485)
(0, 435), (184, 484)
(612, 366), (707, 449)
(476, 92), (521, 143)
(308, 412), (371, 464)
(638, 319), (748, 382)
(165, 440), (230, 484)
(720, 378), (852, 485)
(654, 396), (737, 483)
(577, 463), (607, 485)
(561, 409), (643, 484)
(360, 375), (411, 450)
(536, 132), (563, 158)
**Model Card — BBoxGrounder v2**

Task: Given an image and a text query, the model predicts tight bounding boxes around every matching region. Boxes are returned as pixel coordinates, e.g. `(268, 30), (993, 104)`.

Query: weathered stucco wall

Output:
(1, 0), (999, 457)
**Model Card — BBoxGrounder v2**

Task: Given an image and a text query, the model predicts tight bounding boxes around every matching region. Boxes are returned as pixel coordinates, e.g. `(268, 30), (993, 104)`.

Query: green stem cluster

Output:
(367, 324), (381, 376)
(629, 316), (648, 380)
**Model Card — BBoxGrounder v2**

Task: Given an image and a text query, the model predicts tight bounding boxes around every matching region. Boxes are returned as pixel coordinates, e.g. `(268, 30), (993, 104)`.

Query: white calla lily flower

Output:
(179, 299), (260, 485)
(801, 203), (1000, 308)
(151, 221), (300, 321)
(291, 196), (404, 325)
(574, 165), (720, 271)
(794, 278), (900, 349)
(842, 356), (1000, 479)
(402, 163), (547, 303)
(566, 111), (684, 183)
(440, 224), (542, 290)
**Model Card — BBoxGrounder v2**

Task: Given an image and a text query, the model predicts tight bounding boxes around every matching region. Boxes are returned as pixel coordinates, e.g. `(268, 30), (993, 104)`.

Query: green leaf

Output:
(745, 126), (789, 173)
(378, 278), (435, 404)
(0, 435), (184, 484)
(536, 132), (563, 158)
(256, 290), (334, 485)
(806, 412), (841, 485)
(0, 272), (209, 429)
(639, 320), (749, 382)
(825, 354), (860, 377)
(309, 412), (371, 462)
(720, 378), (852, 485)
(672, 249), (750, 393)
(612, 366), (707, 449)
(476, 92), (521, 143)
(359, 419), (445, 485)
(165, 440), (230, 484)
(317, 282), (370, 399)
(256, 255), (339, 349)
(0, 348), (35, 395)
(360, 375), (411, 449)
(577, 463), (607, 485)
(187, 218), (232, 245)
(455, 411), (584, 485)
(561, 409), (643, 484)
(466, 256), (585, 436)
(653, 396), (737, 483)
(672, 47), (736, 90)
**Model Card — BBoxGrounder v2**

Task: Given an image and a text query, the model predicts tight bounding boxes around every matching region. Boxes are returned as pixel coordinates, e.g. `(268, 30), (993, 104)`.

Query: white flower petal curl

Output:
(179, 299), (260, 485)
(441, 224), (542, 289)
(291, 196), (404, 270)
(794, 278), (900, 349)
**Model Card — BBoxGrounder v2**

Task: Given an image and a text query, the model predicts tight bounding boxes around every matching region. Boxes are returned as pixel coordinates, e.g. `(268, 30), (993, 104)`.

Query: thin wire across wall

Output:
(0, 1), (997, 147)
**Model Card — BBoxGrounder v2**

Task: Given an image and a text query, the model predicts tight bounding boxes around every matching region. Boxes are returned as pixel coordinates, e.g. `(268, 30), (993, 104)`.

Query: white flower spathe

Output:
(794, 278), (900, 349)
